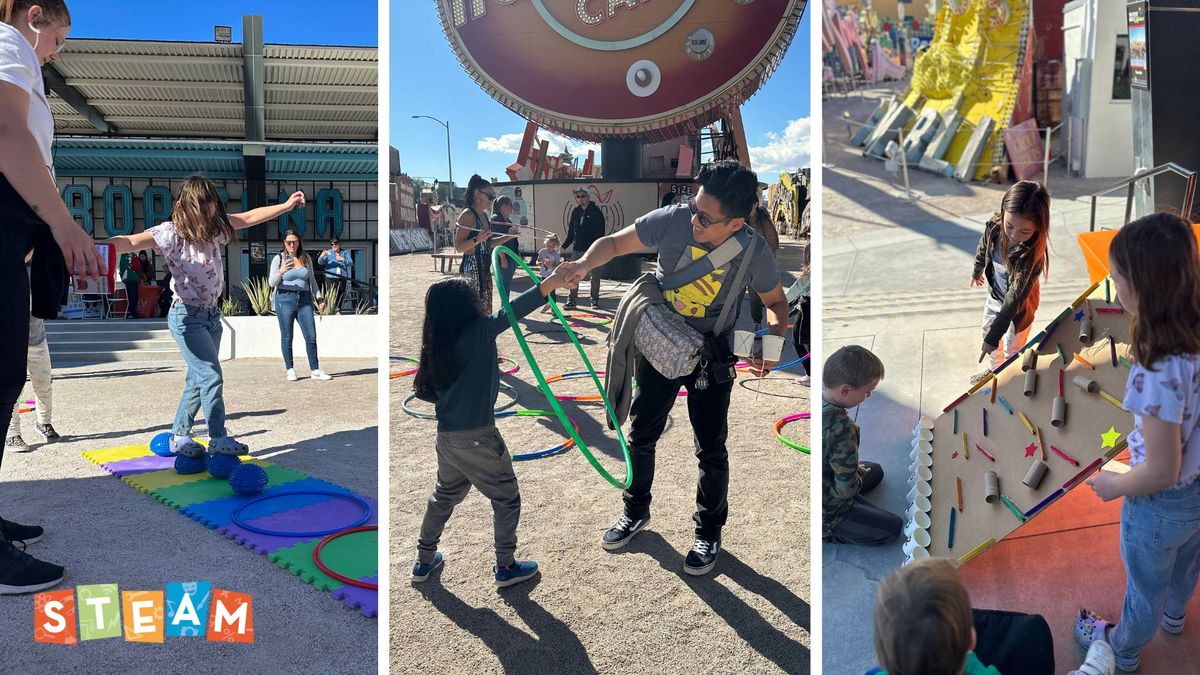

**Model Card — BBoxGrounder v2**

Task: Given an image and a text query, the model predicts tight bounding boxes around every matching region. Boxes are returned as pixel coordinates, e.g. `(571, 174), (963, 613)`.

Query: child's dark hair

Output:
(695, 159), (758, 220)
(874, 558), (974, 675)
(824, 345), (885, 389)
(464, 174), (490, 210)
(493, 195), (512, 213)
(993, 180), (1051, 279)
(1110, 212), (1200, 369)
(413, 277), (484, 396)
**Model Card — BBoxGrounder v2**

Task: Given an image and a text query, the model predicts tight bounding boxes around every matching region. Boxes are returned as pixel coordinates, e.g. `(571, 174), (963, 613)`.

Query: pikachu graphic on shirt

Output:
(663, 246), (728, 318)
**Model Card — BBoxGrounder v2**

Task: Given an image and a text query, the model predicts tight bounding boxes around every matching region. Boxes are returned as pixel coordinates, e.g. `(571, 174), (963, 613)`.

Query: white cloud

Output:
(477, 131), (598, 159)
(749, 117), (811, 175)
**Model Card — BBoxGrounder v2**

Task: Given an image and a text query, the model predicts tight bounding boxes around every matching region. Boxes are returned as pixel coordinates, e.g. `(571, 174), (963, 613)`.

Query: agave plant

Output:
(242, 277), (275, 316)
(318, 282), (341, 316)
(355, 298), (376, 315)
(218, 295), (242, 317)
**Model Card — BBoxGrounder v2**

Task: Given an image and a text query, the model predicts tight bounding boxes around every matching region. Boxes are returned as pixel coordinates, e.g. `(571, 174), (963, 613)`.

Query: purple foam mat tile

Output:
(215, 495), (379, 556)
(180, 477), (356, 529)
(101, 454), (176, 477)
(331, 576), (378, 618)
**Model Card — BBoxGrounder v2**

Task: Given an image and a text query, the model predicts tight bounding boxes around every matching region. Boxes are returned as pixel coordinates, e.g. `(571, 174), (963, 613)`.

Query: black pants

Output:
(0, 217), (38, 471)
(794, 296), (811, 376)
(625, 356), (733, 540)
(826, 462), (902, 546)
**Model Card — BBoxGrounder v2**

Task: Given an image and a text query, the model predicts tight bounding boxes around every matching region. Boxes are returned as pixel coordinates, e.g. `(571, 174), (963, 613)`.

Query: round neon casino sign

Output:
(437, 0), (805, 141)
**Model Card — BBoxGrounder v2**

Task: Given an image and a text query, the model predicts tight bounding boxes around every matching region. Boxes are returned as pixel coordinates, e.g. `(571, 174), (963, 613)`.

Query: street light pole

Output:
(412, 114), (453, 201)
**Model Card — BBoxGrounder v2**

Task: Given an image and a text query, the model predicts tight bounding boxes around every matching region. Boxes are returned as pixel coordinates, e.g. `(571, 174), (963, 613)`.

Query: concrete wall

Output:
(1064, 0), (1135, 178)
(219, 315), (378, 362)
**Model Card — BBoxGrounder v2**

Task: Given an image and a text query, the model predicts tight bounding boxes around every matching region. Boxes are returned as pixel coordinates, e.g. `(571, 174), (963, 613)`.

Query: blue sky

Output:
(391, 3), (811, 184)
(67, 0), (377, 45)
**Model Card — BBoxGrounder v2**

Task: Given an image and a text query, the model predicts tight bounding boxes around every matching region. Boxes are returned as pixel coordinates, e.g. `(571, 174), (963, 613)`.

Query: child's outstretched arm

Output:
(106, 231), (156, 255)
(486, 267), (573, 337)
(228, 192), (305, 230)
(1088, 416), (1182, 500)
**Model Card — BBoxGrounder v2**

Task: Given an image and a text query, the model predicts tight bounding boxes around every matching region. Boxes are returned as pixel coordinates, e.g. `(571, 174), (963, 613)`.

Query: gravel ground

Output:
(2, 356), (377, 673)
(389, 246), (811, 674)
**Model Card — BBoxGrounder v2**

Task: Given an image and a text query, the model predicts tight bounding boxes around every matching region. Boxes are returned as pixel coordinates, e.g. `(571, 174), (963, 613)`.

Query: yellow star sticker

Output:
(1100, 426), (1122, 449)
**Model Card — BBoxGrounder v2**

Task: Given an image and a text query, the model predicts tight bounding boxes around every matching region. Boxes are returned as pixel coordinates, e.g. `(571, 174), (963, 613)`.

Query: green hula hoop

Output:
(491, 245), (633, 489)
(402, 381), (519, 420)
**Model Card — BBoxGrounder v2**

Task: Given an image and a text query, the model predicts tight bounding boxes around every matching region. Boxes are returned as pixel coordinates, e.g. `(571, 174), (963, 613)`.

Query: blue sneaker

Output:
(494, 560), (539, 587)
(412, 552), (443, 583)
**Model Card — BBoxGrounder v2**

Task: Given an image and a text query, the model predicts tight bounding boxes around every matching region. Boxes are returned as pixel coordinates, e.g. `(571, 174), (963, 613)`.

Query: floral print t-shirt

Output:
(149, 221), (228, 308)
(1123, 353), (1200, 488)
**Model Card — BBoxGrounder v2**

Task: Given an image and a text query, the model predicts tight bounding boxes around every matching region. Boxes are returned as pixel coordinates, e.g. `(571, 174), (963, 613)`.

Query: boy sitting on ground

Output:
(822, 345), (900, 545)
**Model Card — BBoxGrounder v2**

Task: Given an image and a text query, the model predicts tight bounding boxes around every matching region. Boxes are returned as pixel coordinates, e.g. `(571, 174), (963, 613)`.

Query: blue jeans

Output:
(275, 290), (319, 370)
(167, 302), (226, 438)
(496, 246), (517, 301)
(1111, 479), (1200, 665)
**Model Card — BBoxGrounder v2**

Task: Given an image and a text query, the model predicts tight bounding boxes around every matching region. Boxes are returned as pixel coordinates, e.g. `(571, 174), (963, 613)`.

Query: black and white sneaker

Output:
(0, 518), (44, 546)
(684, 538), (721, 576)
(35, 423), (60, 443)
(5, 435), (31, 452)
(0, 539), (64, 595)
(600, 514), (650, 551)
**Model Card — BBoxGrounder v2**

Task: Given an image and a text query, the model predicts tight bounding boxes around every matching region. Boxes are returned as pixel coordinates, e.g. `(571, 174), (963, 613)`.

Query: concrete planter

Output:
(219, 314), (378, 361)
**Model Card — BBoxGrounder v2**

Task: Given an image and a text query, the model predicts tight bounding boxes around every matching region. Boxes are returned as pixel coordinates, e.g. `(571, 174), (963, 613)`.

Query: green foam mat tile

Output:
(83, 445), (151, 465)
(121, 466), (214, 493)
(266, 530), (378, 592)
(148, 463), (308, 510)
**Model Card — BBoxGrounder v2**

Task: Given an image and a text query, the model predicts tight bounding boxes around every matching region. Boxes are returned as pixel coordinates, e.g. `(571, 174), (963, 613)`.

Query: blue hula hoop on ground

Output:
(231, 491), (372, 537)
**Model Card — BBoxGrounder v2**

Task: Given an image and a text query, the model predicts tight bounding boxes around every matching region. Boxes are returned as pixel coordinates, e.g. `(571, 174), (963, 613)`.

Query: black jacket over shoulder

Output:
(563, 202), (605, 253)
(973, 216), (1042, 348)
(0, 174), (67, 320)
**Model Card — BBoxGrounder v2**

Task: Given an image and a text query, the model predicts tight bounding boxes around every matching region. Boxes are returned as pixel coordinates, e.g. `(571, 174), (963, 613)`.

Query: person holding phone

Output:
(269, 229), (331, 381)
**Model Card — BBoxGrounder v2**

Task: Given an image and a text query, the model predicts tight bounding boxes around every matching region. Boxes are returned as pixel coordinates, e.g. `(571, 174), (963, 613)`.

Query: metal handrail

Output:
(1088, 162), (1198, 231)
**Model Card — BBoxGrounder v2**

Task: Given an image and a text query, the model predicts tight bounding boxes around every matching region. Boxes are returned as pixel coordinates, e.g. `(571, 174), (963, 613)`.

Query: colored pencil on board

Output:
(1017, 410), (1034, 434)
(1064, 458), (1105, 491)
(1058, 368), (1064, 397)
(944, 391), (969, 413)
(1100, 390), (1124, 410)
(1025, 489), (1064, 518)
(975, 444), (996, 462)
(1074, 353), (1095, 370)
(1037, 426), (1047, 461)
(948, 507), (957, 549)
(1109, 336), (1117, 367)
(990, 377), (998, 403)
(957, 538), (996, 565)
(1000, 495), (1027, 523)
(1119, 356), (1132, 369)
(953, 409), (958, 434)
(961, 431), (968, 459)
(1050, 445), (1080, 466)
(1096, 307), (1123, 314)
(1057, 342), (1068, 365)
(983, 408), (988, 436)
(998, 396), (1013, 414)
(957, 476), (963, 512)
(1105, 278), (1110, 302)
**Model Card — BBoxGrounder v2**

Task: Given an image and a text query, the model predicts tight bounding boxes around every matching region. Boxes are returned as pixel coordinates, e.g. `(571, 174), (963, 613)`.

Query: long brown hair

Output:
(282, 229), (310, 267)
(994, 180), (1051, 279)
(0, 0), (70, 26)
(172, 175), (234, 246)
(1110, 212), (1200, 369)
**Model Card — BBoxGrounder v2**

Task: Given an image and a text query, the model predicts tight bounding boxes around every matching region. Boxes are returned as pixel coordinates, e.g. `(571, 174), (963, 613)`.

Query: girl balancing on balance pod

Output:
(409, 263), (573, 588)
(107, 175), (307, 460)
(970, 180), (1051, 385)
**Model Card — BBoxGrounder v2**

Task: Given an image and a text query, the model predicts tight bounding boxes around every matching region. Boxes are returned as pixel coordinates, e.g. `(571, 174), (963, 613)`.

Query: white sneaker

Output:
(310, 369), (332, 381)
(795, 375), (811, 386)
(286, 369), (298, 381)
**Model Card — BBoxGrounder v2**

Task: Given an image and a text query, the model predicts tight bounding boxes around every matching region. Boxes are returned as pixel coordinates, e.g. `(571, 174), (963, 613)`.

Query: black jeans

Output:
(0, 216), (39, 471)
(625, 356), (733, 540)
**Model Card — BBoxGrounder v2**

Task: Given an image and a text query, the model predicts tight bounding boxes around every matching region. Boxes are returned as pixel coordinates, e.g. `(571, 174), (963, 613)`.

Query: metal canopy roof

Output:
(53, 138), (378, 180)
(47, 39), (377, 141)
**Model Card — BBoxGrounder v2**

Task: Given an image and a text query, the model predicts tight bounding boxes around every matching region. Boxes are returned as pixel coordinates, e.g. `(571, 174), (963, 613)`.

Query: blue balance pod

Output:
(174, 454), (207, 475)
(207, 453), (241, 480)
(150, 431), (174, 457)
(228, 464), (268, 495)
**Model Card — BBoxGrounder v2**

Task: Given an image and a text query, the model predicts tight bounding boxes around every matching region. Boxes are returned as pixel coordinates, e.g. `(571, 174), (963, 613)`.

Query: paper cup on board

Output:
(903, 546), (930, 566)
(905, 495), (932, 519)
(904, 511), (932, 538)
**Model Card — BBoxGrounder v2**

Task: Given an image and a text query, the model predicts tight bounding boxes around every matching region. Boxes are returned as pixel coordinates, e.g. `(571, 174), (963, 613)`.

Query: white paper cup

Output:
(905, 495), (932, 519)
(761, 334), (785, 363)
(906, 479), (932, 503)
(733, 330), (756, 358)
(917, 427), (933, 442)
(903, 546), (930, 566)
(903, 529), (932, 555)
(904, 511), (932, 537)
(918, 415), (934, 429)
(914, 452), (933, 469)
(910, 439), (932, 460)
(908, 465), (933, 486)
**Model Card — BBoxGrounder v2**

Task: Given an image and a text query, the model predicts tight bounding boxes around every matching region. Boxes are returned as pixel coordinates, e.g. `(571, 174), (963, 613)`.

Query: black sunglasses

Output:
(687, 197), (733, 229)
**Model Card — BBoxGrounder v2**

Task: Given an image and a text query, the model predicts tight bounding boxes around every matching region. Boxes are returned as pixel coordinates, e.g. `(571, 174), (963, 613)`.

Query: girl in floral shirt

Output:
(108, 176), (304, 459)
(1077, 213), (1200, 671)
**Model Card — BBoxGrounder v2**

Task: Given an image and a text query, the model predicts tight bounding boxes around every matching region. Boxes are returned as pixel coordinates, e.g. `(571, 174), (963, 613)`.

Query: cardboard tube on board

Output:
(1023, 459), (1049, 489)
(1079, 317), (1092, 344)
(1073, 376), (1099, 393)
(1051, 396), (1066, 427)
(1023, 370), (1037, 397)
(985, 471), (999, 504)
(1022, 349), (1037, 372)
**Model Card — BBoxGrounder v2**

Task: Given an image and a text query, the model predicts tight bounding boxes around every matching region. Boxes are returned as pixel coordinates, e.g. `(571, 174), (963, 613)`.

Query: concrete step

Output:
(50, 349), (182, 364)
(824, 280), (1094, 322)
(44, 319), (180, 363)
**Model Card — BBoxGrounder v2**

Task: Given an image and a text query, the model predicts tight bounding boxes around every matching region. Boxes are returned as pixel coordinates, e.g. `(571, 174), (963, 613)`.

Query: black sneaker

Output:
(0, 518), (44, 546)
(4, 435), (30, 453)
(684, 538), (721, 576)
(0, 539), (64, 595)
(563, 301), (578, 310)
(34, 423), (60, 443)
(600, 514), (650, 551)
(589, 299), (600, 309)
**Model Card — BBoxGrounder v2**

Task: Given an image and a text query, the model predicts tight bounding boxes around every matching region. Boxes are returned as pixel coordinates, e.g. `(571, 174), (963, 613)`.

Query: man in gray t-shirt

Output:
(558, 160), (790, 577)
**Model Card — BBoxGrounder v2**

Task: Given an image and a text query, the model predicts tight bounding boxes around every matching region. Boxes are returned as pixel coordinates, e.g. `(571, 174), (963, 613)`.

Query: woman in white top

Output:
(0, 0), (97, 595)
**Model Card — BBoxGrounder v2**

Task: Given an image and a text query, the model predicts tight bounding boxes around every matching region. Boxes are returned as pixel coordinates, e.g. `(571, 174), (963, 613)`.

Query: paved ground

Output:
(389, 243), (811, 674)
(821, 86), (1200, 674)
(2, 357), (377, 673)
